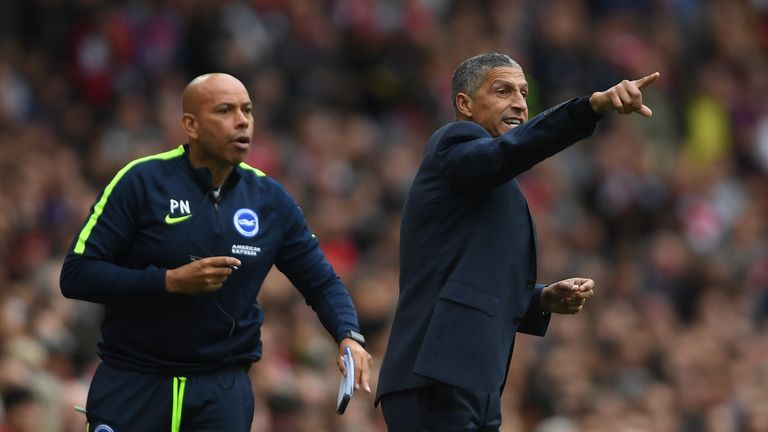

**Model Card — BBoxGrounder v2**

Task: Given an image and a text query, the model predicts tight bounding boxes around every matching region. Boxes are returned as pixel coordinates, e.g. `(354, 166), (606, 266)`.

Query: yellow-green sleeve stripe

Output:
(73, 146), (186, 254)
(239, 162), (267, 177)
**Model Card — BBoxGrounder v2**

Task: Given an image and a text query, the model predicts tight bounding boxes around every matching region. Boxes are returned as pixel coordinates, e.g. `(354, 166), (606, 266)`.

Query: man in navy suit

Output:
(375, 53), (659, 430)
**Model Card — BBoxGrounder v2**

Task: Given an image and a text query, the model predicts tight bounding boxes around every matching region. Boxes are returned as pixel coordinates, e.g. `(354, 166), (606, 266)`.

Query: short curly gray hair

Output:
(450, 53), (521, 112)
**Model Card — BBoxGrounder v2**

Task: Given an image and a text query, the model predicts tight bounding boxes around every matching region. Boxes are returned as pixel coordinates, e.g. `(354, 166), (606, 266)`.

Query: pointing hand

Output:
(589, 72), (660, 117)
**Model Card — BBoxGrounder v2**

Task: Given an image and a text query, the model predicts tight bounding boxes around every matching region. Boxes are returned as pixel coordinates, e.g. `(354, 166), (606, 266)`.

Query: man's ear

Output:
(455, 93), (473, 119)
(182, 113), (198, 140)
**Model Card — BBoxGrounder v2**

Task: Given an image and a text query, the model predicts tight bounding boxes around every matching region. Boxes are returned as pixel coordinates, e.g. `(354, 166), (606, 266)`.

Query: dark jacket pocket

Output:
(438, 279), (499, 316)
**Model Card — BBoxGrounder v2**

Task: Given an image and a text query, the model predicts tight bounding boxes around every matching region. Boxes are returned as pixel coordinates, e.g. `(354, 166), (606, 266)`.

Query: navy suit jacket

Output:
(376, 97), (601, 403)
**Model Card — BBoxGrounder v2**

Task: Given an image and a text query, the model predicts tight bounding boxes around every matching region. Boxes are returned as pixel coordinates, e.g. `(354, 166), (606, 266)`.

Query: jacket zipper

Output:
(213, 197), (222, 234)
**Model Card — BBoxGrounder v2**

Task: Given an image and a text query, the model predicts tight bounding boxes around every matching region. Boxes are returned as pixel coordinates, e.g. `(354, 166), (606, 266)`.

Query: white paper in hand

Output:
(336, 346), (354, 414)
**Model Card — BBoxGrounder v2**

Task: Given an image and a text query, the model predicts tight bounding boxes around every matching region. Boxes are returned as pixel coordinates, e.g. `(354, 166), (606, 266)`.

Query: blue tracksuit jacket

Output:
(60, 144), (360, 375)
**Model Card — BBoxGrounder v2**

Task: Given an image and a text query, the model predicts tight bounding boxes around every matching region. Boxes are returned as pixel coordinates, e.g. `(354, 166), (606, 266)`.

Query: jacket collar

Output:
(180, 144), (242, 194)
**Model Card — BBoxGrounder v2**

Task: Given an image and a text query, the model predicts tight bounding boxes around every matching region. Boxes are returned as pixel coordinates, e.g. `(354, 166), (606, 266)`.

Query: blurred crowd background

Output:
(0, 0), (767, 431)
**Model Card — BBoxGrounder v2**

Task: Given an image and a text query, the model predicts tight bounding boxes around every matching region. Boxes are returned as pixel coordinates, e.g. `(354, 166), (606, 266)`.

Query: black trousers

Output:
(85, 362), (254, 432)
(380, 384), (502, 431)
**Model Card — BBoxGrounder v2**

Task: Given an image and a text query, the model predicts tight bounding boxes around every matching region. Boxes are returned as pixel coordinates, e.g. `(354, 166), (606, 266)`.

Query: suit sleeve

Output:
(274, 188), (360, 343)
(60, 169), (167, 303)
(517, 284), (550, 336)
(434, 97), (601, 192)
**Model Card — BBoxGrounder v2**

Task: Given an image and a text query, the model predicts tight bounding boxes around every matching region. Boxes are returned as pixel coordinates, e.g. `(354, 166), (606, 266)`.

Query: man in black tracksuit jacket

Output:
(376, 53), (659, 430)
(60, 73), (372, 431)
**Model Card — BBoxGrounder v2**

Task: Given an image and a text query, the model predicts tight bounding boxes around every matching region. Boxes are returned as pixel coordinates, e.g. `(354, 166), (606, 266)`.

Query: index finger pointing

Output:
(633, 72), (660, 90)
